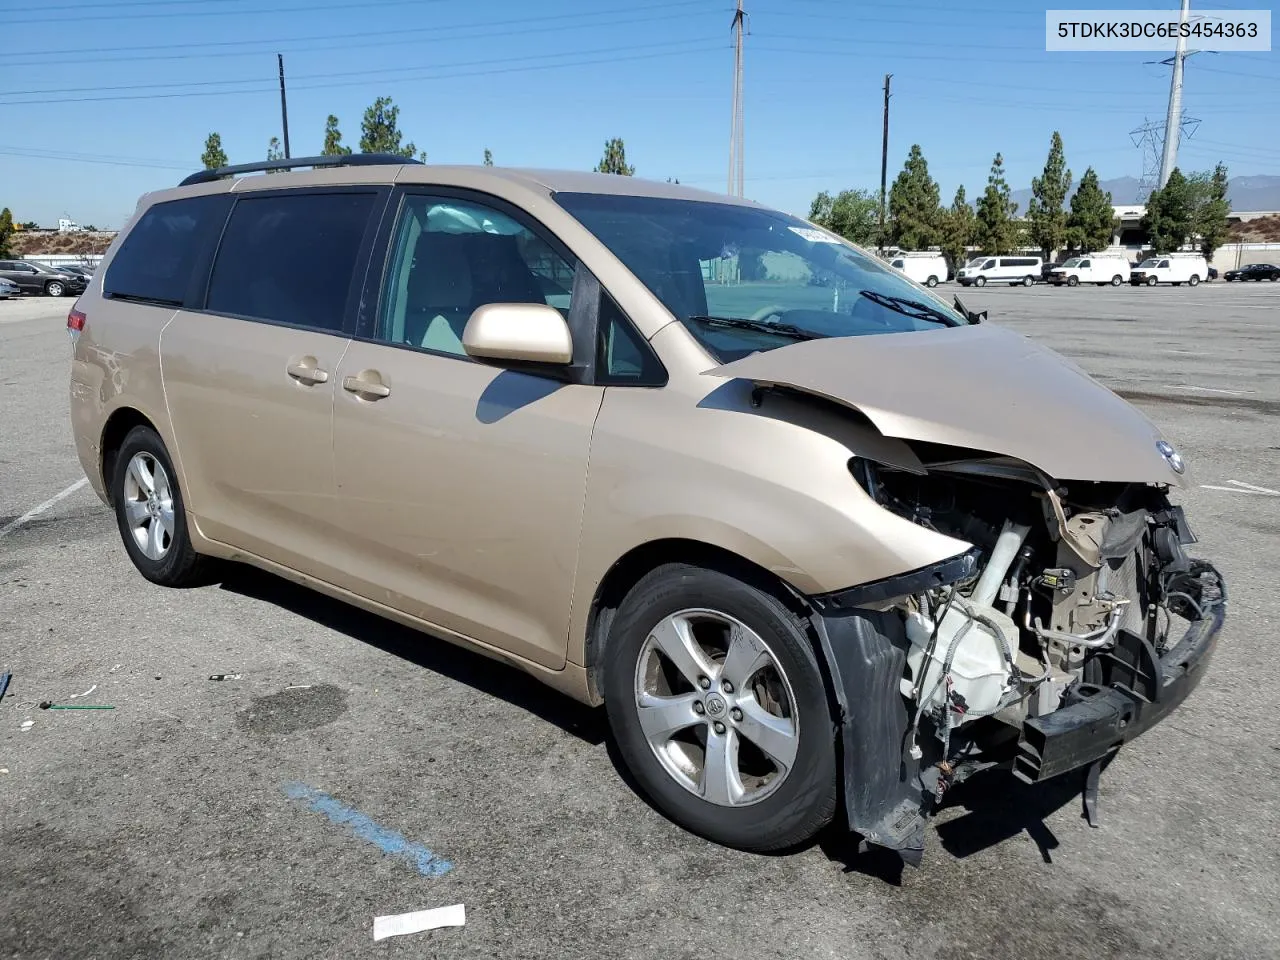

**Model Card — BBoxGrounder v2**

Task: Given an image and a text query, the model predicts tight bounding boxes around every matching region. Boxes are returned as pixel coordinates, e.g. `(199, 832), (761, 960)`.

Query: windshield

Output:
(1139, 259), (1160, 268)
(554, 192), (966, 362)
(1061, 258), (1082, 267)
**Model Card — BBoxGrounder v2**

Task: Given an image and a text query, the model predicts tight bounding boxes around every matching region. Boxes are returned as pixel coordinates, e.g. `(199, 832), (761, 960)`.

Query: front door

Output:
(328, 193), (603, 668)
(161, 187), (383, 580)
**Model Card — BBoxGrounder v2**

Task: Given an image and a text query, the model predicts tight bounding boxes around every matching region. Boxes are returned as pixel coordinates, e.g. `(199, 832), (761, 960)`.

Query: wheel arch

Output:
(581, 537), (811, 704)
(100, 406), (160, 506)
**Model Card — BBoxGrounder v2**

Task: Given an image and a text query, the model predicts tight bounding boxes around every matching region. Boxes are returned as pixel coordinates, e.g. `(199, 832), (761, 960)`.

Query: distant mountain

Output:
(1009, 175), (1280, 213)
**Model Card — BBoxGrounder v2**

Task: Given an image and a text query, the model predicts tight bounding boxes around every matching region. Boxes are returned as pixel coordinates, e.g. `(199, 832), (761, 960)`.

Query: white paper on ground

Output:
(373, 904), (465, 941)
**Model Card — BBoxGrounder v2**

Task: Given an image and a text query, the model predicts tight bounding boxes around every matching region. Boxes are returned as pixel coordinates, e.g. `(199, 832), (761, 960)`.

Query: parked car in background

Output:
(0, 259), (89, 297)
(56, 264), (96, 281)
(1130, 254), (1208, 287)
(888, 252), (948, 287)
(1040, 261), (1066, 282)
(1047, 254), (1131, 287)
(0, 277), (19, 299)
(1207, 267), (1218, 281)
(66, 154), (1226, 865)
(1224, 263), (1280, 282)
(955, 255), (1043, 287)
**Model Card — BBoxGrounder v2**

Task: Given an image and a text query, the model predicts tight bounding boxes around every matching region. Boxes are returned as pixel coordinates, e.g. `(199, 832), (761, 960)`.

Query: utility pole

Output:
(878, 73), (892, 256)
(728, 0), (746, 198)
(1158, 0), (1190, 187)
(277, 53), (292, 160)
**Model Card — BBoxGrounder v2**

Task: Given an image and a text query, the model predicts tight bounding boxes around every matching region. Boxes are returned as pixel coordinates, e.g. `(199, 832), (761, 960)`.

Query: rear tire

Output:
(602, 563), (837, 854)
(926, 276), (938, 288)
(1111, 275), (1123, 286)
(1188, 275), (1200, 286)
(1022, 275), (1034, 287)
(110, 425), (210, 588)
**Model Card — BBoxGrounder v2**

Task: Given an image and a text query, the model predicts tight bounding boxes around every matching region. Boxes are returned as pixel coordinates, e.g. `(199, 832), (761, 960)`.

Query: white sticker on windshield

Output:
(788, 226), (841, 244)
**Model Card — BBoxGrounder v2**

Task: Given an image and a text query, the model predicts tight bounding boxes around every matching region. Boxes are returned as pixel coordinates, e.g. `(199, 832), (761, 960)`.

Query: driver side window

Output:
(378, 195), (576, 358)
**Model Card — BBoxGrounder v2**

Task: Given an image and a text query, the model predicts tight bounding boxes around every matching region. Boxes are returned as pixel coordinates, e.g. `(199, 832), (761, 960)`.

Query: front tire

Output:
(110, 425), (210, 587)
(974, 276), (987, 287)
(602, 564), (837, 853)
(1068, 276), (1079, 287)
(45, 280), (65, 297)
(1147, 275), (1158, 286)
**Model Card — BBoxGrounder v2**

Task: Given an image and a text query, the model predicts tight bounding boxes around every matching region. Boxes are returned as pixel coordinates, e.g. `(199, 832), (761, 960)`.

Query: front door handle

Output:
(286, 360), (329, 385)
(342, 375), (391, 399)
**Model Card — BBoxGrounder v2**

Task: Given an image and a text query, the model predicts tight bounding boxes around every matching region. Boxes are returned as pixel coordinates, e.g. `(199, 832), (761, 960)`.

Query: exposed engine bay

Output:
(816, 448), (1226, 863)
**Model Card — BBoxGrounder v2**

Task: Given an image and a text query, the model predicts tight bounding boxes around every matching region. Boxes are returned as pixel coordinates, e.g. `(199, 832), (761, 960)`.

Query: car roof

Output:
(141, 163), (763, 212)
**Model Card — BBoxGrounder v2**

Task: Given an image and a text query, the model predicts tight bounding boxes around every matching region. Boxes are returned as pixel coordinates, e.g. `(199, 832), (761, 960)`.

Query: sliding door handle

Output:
(286, 360), (329, 385)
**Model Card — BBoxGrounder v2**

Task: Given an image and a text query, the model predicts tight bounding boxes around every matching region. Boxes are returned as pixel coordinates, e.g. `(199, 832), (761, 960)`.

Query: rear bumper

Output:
(1014, 590), (1225, 783)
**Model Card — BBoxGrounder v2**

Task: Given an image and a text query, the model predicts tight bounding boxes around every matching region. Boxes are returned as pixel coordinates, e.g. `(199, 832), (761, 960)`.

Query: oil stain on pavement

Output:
(236, 683), (348, 737)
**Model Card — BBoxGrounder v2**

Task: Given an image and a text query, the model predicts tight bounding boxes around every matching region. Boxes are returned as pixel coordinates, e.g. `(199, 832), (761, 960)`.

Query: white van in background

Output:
(1048, 254), (1132, 287)
(955, 255), (1043, 287)
(888, 252), (949, 287)
(1130, 253), (1208, 287)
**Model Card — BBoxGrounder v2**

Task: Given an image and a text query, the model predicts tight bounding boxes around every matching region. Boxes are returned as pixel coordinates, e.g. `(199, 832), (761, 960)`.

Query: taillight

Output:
(67, 309), (86, 333)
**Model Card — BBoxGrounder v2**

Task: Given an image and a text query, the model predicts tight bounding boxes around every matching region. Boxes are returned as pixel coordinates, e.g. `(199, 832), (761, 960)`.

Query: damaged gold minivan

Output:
(69, 156), (1225, 864)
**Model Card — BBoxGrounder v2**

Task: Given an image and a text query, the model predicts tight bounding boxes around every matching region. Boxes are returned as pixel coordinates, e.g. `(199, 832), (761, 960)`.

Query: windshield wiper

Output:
(687, 315), (819, 341)
(858, 290), (960, 327)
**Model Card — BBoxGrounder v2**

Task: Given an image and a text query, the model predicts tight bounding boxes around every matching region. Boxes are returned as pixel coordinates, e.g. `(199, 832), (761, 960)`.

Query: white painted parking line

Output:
(1160, 384), (1249, 395)
(1201, 480), (1280, 497)
(0, 478), (89, 538)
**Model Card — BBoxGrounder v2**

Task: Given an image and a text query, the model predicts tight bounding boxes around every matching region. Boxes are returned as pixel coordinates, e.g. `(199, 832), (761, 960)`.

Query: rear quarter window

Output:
(104, 194), (229, 306)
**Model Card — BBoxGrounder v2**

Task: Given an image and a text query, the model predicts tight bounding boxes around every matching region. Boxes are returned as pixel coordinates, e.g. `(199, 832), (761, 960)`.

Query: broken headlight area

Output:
(812, 452), (1226, 865)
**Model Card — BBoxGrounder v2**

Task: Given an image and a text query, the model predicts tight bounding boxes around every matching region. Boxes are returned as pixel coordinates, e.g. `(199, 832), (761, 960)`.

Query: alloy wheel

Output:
(633, 608), (799, 807)
(122, 452), (175, 561)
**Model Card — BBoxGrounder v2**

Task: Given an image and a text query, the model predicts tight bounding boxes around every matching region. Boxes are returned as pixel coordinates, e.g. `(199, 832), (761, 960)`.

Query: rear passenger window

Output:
(104, 195), (228, 306)
(206, 191), (375, 332)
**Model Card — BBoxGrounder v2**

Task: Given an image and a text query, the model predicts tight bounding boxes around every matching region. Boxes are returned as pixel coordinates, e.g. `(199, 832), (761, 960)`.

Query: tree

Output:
(807, 188), (879, 246)
(1065, 167), (1118, 253)
(1027, 131), (1072, 258)
(265, 136), (284, 174)
(201, 132), (228, 170)
(19, 220), (38, 230)
(594, 138), (634, 176)
(483, 148), (493, 167)
(939, 186), (976, 270)
(887, 144), (942, 250)
(974, 153), (1019, 254)
(322, 115), (352, 156)
(0, 207), (14, 257)
(1187, 162), (1231, 259)
(359, 96), (418, 158)
(1141, 168), (1193, 253)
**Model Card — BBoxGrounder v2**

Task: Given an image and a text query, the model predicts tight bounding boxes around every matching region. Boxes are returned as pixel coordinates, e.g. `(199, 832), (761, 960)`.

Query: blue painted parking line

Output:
(283, 782), (454, 878)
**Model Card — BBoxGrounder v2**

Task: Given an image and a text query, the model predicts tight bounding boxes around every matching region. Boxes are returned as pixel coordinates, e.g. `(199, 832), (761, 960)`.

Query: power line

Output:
(0, 41), (727, 107)
(5, 0), (450, 25)
(2, 2), (719, 68)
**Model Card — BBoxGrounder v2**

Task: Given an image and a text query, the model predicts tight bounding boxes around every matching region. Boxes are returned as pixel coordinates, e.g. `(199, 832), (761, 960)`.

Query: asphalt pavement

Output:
(2, 282), (1278, 960)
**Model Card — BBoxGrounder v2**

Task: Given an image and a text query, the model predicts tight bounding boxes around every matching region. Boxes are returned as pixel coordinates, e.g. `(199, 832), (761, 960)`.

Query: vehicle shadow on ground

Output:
(217, 568), (608, 746)
(818, 768), (1096, 885)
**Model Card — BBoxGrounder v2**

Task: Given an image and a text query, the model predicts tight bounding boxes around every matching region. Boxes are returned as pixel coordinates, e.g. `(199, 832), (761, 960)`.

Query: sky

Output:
(1, 0), (1276, 229)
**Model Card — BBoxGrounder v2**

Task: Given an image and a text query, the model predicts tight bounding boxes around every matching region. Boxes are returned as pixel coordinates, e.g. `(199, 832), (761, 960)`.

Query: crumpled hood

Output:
(704, 323), (1186, 486)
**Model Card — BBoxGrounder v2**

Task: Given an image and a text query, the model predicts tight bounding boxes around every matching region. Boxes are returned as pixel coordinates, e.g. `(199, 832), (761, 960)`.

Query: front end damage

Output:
(807, 450), (1226, 865)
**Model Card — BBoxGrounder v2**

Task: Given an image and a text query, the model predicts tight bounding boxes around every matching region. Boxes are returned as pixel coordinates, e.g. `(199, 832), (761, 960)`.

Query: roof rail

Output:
(178, 153), (422, 187)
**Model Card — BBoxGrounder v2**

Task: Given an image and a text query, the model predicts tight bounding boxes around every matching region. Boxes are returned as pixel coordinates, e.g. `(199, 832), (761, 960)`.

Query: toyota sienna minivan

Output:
(68, 155), (1225, 864)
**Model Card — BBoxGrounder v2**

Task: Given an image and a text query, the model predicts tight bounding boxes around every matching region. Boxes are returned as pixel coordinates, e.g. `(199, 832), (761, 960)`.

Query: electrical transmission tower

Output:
(1131, 0), (1204, 199)
(1131, 117), (1200, 201)
(728, 0), (747, 198)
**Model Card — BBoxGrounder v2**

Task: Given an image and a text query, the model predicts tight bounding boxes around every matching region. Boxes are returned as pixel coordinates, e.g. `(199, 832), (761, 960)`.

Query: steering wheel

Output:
(748, 304), (788, 324)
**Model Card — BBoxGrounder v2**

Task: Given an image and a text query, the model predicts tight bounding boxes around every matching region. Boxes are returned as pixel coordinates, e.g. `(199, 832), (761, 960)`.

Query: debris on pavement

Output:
(284, 684), (312, 690)
(69, 684), (97, 699)
(373, 904), (466, 942)
(38, 701), (115, 710)
(0, 671), (11, 705)
(20, 720), (34, 732)
(209, 674), (242, 681)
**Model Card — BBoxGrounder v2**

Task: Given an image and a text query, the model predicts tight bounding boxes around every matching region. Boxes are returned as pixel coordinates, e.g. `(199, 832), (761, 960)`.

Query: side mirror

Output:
(462, 302), (573, 365)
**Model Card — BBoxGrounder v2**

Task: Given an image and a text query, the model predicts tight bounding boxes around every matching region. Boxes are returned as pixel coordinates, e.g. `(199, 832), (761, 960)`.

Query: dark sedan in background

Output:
(1224, 263), (1280, 282)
